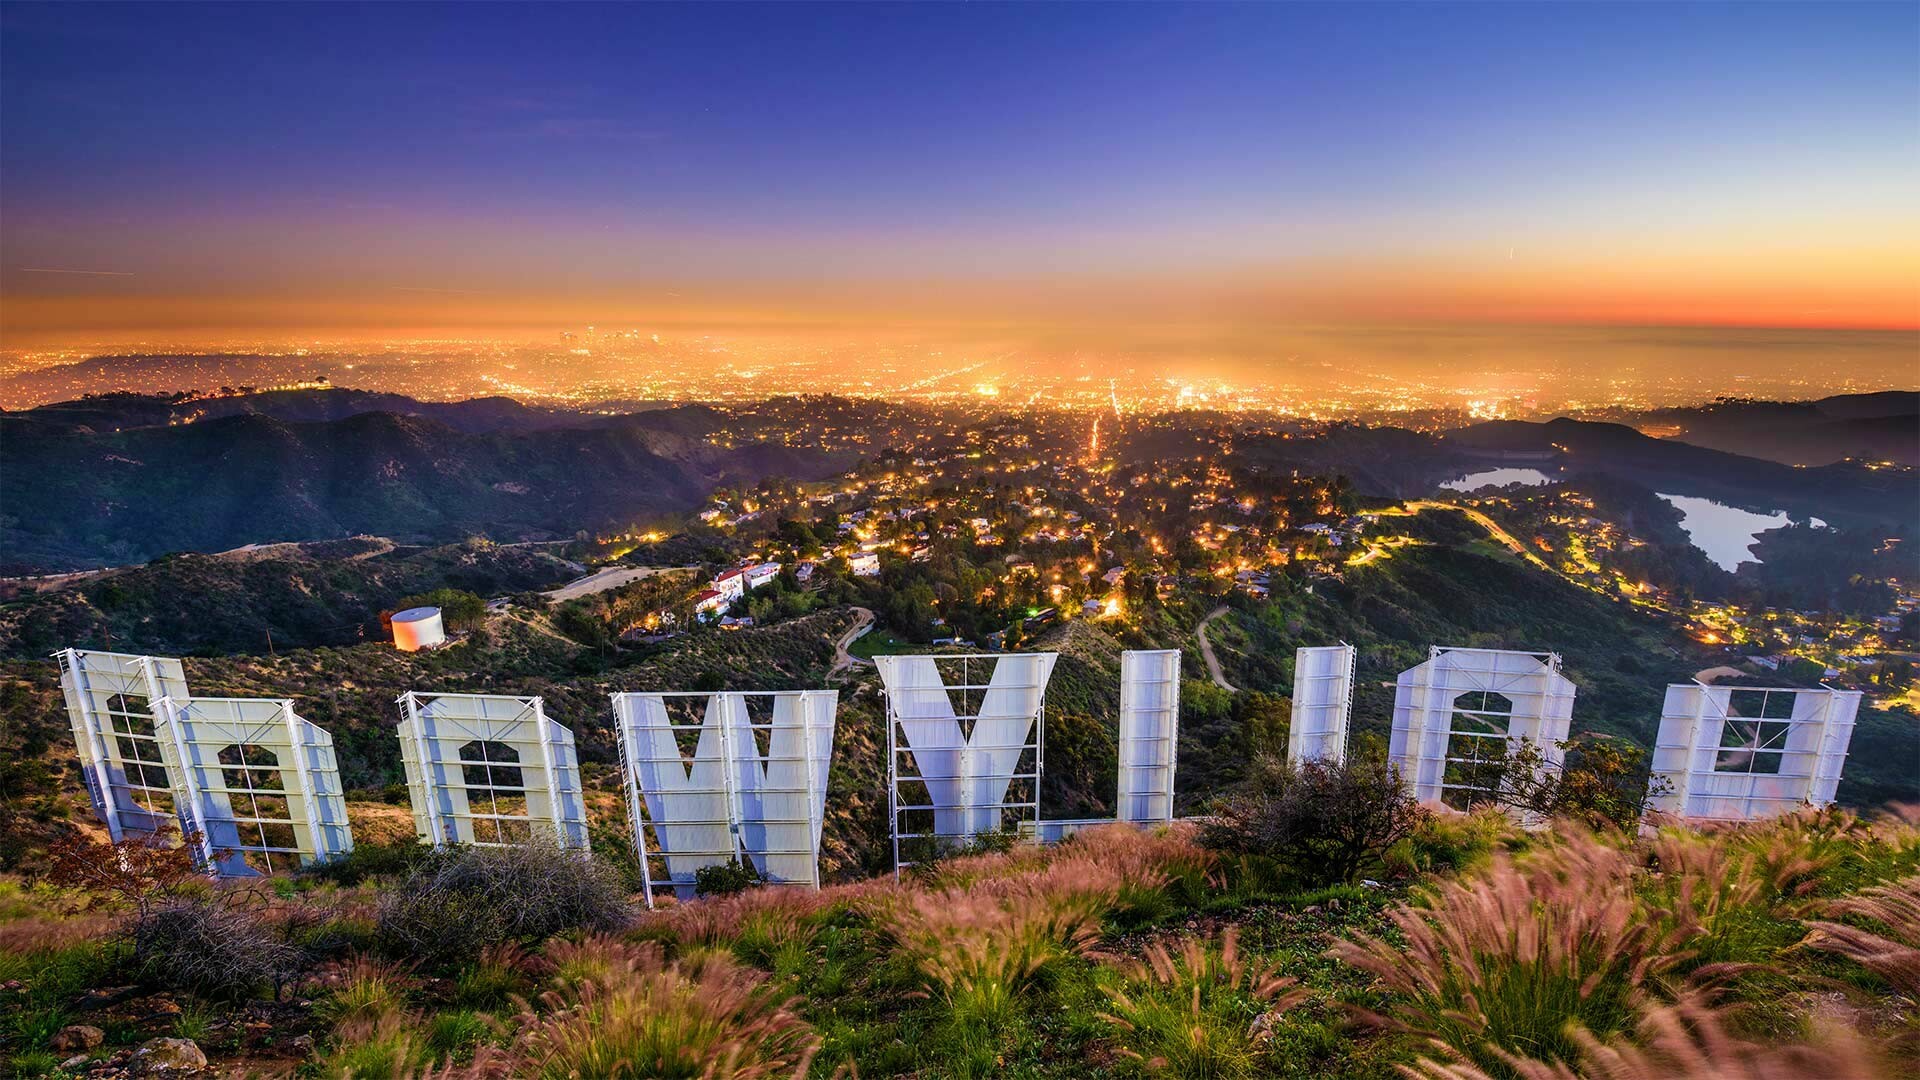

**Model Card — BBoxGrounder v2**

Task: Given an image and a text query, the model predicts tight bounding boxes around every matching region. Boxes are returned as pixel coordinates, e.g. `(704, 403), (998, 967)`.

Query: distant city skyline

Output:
(2, 2), (1916, 353)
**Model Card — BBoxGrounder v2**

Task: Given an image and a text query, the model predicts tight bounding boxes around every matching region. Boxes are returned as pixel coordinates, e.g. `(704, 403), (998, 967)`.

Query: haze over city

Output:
(3, 2), (1915, 411)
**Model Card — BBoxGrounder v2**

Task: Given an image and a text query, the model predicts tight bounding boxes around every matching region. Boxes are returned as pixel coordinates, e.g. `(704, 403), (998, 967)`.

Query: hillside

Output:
(1447, 416), (1916, 526)
(0, 538), (580, 658)
(0, 388), (568, 436)
(0, 406), (852, 571)
(1633, 390), (1920, 466)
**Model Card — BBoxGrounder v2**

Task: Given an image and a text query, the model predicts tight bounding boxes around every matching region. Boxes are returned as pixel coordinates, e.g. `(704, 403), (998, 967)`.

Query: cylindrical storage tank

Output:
(391, 606), (446, 652)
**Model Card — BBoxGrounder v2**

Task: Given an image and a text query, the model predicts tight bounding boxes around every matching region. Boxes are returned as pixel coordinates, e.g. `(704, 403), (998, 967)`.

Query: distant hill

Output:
(0, 538), (579, 657)
(2, 387), (571, 436)
(1631, 391), (1919, 467)
(1446, 417), (1915, 527)
(0, 398), (852, 571)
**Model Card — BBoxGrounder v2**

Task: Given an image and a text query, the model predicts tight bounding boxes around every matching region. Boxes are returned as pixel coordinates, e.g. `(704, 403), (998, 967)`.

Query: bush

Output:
(300, 839), (436, 887)
(134, 898), (301, 1000)
(694, 858), (764, 898)
(376, 845), (632, 966)
(1201, 756), (1427, 887)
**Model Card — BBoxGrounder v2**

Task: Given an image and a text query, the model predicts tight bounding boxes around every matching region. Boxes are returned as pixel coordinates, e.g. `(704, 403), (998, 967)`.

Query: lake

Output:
(1657, 494), (1825, 571)
(1441, 467), (1554, 492)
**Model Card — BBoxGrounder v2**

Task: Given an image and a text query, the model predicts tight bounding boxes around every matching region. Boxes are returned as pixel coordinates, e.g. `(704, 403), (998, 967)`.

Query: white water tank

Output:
(391, 606), (446, 652)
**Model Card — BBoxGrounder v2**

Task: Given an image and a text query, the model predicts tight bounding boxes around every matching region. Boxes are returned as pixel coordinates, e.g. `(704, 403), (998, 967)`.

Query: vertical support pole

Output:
(157, 697), (215, 871)
(612, 696), (656, 910)
(281, 701), (319, 870)
(62, 650), (126, 843)
(886, 679), (901, 880)
(529, 698), (569, 849)
(400, 693), (446, 847)
(799, 692), (823, 890)
(714, 694), (745, 865)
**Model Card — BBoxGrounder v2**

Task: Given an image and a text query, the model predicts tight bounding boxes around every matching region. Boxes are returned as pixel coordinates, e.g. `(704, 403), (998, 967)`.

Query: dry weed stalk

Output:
(1401, 995), (1884, 1080)
(458, 935), (818, 1079)
(1802, 873), (1920, 996)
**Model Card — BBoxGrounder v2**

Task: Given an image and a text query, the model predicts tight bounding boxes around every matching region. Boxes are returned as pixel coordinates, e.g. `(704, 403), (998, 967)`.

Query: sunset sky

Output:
(2, 1), (1916, 345)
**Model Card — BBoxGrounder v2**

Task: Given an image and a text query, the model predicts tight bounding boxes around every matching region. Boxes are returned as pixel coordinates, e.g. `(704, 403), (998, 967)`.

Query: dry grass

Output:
(1330, 831), (1696, 1073)
(454, 934), (818, 1079)
(1802, 873), (1920, 996)
(871, 860), (1121, 1028)
(1401, 995), (1885, 1080)
(1101, 927), (1305, 1078)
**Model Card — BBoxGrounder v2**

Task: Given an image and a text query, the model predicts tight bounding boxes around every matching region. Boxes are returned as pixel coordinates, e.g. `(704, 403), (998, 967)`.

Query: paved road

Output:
(1196, 605), (1238, 692)
(543, 565), (697, 602)
(1403, 500), (1555, 573)
(829, 607), (876, 676)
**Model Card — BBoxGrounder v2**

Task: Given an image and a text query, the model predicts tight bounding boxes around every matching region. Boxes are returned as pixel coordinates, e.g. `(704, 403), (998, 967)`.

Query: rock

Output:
(1301, 905), (1322, 914)
(50, 1024), (105, 1051)
(60, 1055), (92, 1070)
(143, 997), (183, 1017)
(77, 985), (140, 1010)
(290, 1034), (315, 1056)
(1248, 1010), (1280, 1045)
(133, 1037), (207, 1073)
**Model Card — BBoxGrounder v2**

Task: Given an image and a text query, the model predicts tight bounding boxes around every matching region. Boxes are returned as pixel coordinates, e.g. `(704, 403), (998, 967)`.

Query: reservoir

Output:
(1441, 467), (1554, 492)
(1657, 494), (1823, 571)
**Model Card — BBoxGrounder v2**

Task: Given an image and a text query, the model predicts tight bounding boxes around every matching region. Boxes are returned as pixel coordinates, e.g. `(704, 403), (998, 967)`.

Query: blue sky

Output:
(2, 1), (1915, 335)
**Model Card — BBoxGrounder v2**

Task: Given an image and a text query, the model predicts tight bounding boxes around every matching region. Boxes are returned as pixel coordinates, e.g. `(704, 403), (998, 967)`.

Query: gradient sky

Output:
(2, 1), (1916, 343)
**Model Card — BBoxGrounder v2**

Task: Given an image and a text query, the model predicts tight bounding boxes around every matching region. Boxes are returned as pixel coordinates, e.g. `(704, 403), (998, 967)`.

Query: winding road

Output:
(828, 607), (876, 677)
(1402, 500), (1555, 573)
(1195, 605), (1238, 692)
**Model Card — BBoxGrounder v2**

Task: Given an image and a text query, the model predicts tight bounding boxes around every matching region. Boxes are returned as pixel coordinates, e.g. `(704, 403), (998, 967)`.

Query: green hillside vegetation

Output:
(3, 796), (1916, 1078)
(0, 539), (578, 658)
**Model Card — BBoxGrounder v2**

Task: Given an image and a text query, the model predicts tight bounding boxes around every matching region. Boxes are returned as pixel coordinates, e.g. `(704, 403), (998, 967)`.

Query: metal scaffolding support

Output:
(1288, 643), (1356, 766)
(878, 652), (1055, 876)
(1389, 646), (1577, 808)
(55, 648), (192, 841)
(1648, 682), (1860, 821)
(395, 692), (590, 850)
(611, 689), (837, 907)
(152, 695), (353, 876)
(1116, 649), (1181, 824)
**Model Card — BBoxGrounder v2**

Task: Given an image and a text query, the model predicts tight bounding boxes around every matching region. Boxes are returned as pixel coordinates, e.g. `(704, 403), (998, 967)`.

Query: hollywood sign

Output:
(57, 639), (1866, 885)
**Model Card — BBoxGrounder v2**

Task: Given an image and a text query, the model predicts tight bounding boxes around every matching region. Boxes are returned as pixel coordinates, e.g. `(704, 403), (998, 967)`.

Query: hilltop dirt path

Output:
(1196, 606), (1237, 692)
(829, 607), (876, 677)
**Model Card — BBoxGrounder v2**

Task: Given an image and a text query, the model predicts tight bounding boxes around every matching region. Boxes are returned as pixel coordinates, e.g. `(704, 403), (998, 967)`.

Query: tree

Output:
(1201, 756), (1427, 886)
(1451, 734), (1661, 832)
(392, 587), (487, 631)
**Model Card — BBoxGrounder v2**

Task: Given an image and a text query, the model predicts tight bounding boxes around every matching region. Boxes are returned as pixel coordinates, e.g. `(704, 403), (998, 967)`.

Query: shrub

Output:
(1101, 927), (1305, 1078)
(1384, 808), (1526, 879)
(1329, 831), (1696, 1074)
(694, 858), (764, 898)
(300, 839), (436, 887)
(376, 845), (633, 966)
(133, 898), (301, 1000)
(1459, 735), (1660, 833)
(1201, 756), (1426, 887)
(459, 936), (819, 1079)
